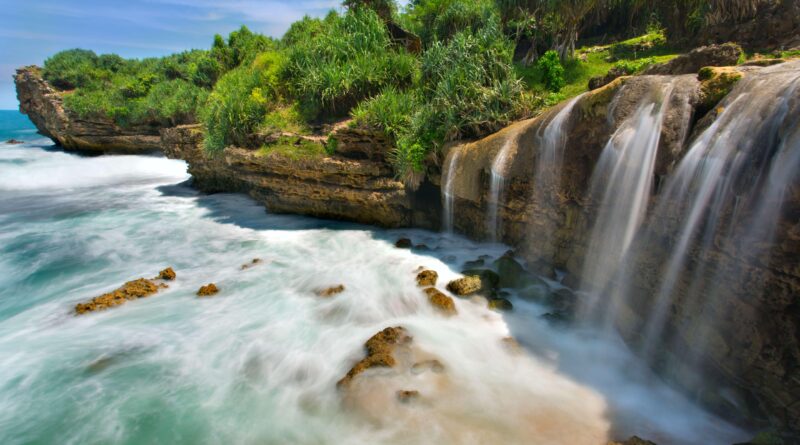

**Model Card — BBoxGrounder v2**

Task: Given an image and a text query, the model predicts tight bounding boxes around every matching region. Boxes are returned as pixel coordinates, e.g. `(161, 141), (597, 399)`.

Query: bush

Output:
(537, 50), (565, 92)
(43, 49), (101, 90)
(400, 0), (498, 47)
(282, 9), (418, 120)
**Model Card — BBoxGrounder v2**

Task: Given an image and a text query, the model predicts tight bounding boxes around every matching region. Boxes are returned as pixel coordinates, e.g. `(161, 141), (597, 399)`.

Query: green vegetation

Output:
(44, 0), (761, 177)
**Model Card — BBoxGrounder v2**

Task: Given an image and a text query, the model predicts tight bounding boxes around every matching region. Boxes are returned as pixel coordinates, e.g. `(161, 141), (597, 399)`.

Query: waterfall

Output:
(442, 145), (462, 233)
(577, 80), (682, 328)
(486, 130), (518, 242)
(636, 64), (800, 361)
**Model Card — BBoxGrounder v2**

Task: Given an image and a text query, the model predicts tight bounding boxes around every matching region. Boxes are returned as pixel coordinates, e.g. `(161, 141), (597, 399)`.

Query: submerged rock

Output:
(75, 278), (160, 314)
(240, 258), (262, 270)
(4, 139), (24, 145)
(460, 268), (500, 289)
(607, 436), (657, 445)
(423, 287), (457, 315)
(197, 283), (219, 297)
(493, 255), (541, 289)
(157, 267), (176, 281)
(395, 238), (412, 248)
(411, 359), (445, 374)
(416, 270), (438, 287)
(446, 276), (482, 296)
(316, 284), (345, 297)
(488, 298), (513, 312)
(337, 326), (412, 388)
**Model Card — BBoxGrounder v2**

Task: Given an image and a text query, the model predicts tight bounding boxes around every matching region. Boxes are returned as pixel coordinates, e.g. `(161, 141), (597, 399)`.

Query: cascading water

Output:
(577, 79), (686, 327)
(442, 146), (462, 233)
(486, 133), (517, 242)
(634, 63), (800, 361)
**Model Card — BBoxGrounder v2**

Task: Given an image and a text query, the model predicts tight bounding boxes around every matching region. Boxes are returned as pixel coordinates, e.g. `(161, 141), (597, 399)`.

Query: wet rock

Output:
(446, 276), (482, 296)
(395, 238), (412, 248)
(411, 359), (445, 374)
(241, 258), (262, 270)
(423, 287), (457, 315)
(607, 436), (657, 445)
(197, 283), (219, 297)
(463, 258), (485, 269)
(541, 311), (573, 326)
(4, 139), (24, 145)
(642, 43), (743, 76)
(493, 255), (542, 289)
(75, 278), (160, 314)
(461, 268), (500, 289)
(416, 270), (438, 287)
(337, 326), (412, 388)
(157, 267), (176, 281)
(413, 244), (429, 251)
(316, 284), (345, 297)
(488, 298), (513, 312)
(396, 389), (420, 403)
(588, 66), (628, 90)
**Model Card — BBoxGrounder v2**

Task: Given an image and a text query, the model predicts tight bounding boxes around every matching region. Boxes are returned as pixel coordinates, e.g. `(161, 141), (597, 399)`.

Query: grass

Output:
(516, 30), (679, 100)
(257, 137), (327, 160)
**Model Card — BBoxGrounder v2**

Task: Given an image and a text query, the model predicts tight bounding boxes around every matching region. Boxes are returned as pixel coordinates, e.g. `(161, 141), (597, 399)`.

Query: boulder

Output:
(75, 278), (160, 314)
(416, 270), (438, 287)
(197, 283), (219, 297)
(460, 268), (500, 289)
(316, 284), (345, 297)
(642, 43), (742, 75)
(395, 238), (412, 248)
(493, 255), (542, 289)
(337, 326), (412, 388)
(423, 287), (457, 315)
(446, 276), (483, 296)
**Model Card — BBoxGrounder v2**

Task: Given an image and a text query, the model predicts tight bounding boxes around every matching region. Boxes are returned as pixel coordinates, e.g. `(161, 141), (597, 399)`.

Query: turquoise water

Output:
(0, 112), (747, 444)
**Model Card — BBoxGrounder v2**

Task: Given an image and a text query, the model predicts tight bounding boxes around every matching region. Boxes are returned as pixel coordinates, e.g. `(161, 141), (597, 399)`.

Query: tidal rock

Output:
(197, 283), (219, 297)
(488, 298), (513, 312)
(337, 326), (412, 388)
(395, 238), (412, 248)
(157, 267), (176, 281)
(396, 389), (420, 403)
(642, 43), (742, 75)
(75, 278), (160, 314)
(423, 287), (457, 315)
(315, 284), (345, 297)
(446, 276), (482, 296)
(416, 270), (438, 287)
(4, 139), (24, 145)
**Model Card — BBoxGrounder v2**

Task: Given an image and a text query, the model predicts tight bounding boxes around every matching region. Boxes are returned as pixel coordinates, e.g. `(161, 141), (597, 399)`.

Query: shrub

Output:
(282, 9), (418, 120)
(400, 0), (498, 46)
(537, 50), (565, 92)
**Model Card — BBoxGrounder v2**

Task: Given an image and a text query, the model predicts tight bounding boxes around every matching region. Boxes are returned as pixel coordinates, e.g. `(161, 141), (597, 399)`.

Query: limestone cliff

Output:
(15, 66), (161, 153)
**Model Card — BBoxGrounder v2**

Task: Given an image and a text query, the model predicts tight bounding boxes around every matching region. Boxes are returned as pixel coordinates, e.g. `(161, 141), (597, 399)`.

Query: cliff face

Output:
(442, 61), (800, 434)
(15, 67), (161, 153)
(161, 125), (439, 228)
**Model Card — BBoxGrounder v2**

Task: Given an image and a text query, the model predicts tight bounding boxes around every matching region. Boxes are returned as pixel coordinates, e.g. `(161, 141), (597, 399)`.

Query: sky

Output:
(0, 0), (349, 109)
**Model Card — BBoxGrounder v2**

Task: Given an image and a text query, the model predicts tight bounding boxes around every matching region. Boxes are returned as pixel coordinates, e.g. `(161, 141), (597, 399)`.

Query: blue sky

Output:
(0, 0), (350, 109)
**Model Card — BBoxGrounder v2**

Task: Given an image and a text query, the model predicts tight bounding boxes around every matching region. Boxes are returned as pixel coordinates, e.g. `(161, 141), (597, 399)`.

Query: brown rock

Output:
(316, 284), (345, 297)
(4, 139), (24, 145)
(395, 238), (412, 248)
(423, 287), (457, 315)
(197, 283), (219, 297)
(156, 267), (176, 281)
(241, 258), (262, 270)
(416, 269), (438, 287)
(75, 278), (160, 314)
(488, 298), (513, 311)
(337, 326), (412, 388)
(446, 276), (482, 296)
(396, 389), (420, 403)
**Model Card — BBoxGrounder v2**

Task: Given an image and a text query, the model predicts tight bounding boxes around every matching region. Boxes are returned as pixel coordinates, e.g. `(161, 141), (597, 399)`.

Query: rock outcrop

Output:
(15, 67), (162, 153)
(75, 267), (175, 314)
(196, 283), (219, 297)
(642, 43), (743, 75)
(337, 326), (412, 388)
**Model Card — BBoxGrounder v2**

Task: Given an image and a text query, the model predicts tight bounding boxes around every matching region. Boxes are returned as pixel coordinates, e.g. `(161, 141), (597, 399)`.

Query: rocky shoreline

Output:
(15, 55), (800, 439)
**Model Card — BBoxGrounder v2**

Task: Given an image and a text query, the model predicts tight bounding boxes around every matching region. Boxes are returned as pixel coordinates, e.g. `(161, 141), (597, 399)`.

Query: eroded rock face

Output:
(15, 67), (162, 153)
(695, 0), (800, 50)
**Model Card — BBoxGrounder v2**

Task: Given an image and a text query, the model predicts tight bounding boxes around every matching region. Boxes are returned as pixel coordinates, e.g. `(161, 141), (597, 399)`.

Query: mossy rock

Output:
(488, 298), (513, 312)
(460, 268), (500, 289)
(492, 255), (544, 289)
(697, 67), (742, 116)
